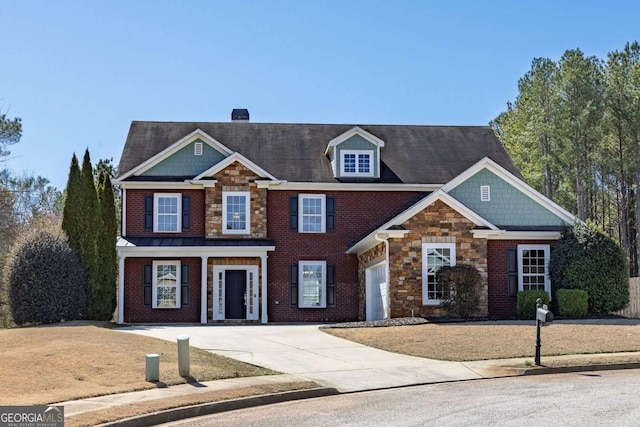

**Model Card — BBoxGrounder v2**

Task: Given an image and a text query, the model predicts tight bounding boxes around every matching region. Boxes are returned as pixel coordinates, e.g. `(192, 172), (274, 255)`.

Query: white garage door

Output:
(366, 262), (388, 321)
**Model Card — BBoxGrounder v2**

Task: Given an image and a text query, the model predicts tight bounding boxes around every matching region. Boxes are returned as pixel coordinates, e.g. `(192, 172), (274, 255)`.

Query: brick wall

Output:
(267, 190), (425, 322)
(487, 239), (557, 318)
(125, 189), (205, 236)
(205, 162), (267, 238)
(123, 257), (201, 323)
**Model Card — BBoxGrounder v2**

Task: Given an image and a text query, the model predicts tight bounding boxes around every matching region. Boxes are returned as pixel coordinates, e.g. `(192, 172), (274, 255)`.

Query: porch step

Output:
(207, 320), (261, 325)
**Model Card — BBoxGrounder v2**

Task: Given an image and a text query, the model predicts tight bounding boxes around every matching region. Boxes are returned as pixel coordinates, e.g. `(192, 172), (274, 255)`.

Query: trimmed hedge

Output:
(437, 265), (481, 318)
(3, 230), (85, 325)
(556, 289), (588, 318)
(517, 290), (550, 320)
(549, 221), (629, 314)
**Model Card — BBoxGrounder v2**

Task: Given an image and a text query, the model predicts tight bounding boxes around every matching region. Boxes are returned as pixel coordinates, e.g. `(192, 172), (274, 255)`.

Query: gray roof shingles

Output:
(117, 121), (521, 184)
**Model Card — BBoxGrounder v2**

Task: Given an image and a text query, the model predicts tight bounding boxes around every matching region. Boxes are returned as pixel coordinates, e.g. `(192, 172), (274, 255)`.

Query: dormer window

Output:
(341, 150), (374, 177)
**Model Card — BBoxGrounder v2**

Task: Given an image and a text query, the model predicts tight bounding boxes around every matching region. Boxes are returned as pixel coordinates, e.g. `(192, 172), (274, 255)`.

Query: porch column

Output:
(200, 256), (208, 324)
(117, 254), (125, 324)
(261, 254), (268, 324)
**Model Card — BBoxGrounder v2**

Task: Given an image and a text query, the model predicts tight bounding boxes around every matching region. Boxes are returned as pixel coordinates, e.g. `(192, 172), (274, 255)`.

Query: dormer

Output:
(325, 126), (385, 179)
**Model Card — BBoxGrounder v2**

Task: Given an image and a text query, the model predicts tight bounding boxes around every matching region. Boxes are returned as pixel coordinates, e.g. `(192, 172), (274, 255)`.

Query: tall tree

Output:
(96, 171), (118, 320)
(0, 112), (22, 160)
(79, 149), (101, 318)
(62, 155), (83, 256)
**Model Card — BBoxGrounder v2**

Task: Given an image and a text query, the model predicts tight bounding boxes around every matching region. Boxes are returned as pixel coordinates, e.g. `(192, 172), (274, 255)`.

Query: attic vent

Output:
(480, 185), (490, 202)
(231, 109), (250, 121)
(194, 142), (203, 156)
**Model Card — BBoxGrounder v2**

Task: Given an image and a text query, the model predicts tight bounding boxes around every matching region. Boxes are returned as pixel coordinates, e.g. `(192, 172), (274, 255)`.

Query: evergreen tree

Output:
(79, 149), (100, 319)
(62, 155), (82, 256)
(96, 171), (117, 320)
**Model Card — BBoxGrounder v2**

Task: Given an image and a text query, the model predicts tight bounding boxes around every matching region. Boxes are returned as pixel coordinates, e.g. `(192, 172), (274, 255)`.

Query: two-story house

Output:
(114, 110), (575, 324)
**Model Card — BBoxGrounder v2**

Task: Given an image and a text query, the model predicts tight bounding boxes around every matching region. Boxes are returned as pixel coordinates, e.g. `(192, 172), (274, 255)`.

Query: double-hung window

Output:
(223, 191), (250, 234)
(518, 245), (550, 294)
(299, 194), (326, 233)
(341, 150), (374, 177)
(154, 194), (181, 232)
(299, 261), (327, 308)
(152, 260), (181, 308)
(422, 243), (456, 305)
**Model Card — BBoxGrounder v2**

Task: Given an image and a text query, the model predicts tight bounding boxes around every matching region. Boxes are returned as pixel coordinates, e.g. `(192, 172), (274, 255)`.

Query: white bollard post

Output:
(145, 354), (160, 382)
(177, 335), (190, 377)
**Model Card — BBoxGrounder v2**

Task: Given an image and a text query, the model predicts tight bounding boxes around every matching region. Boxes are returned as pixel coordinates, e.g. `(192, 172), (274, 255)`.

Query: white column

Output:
(261, 254), (268, 324)
(200, 256), (208, 324)
(121, 187), (127, 236)
(117, 254), (125, 324)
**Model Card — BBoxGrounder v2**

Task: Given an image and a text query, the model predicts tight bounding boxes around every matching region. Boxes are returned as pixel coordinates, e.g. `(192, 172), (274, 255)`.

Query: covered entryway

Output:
(212, 265), (259, 321)
(366, 262), (388, 321)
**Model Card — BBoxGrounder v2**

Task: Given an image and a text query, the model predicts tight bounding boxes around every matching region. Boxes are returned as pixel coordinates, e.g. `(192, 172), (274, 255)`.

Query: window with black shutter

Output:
(144, 195), (153, 231)
(181, 264), (190, 306)
(327, 264), (336, 307)
(507, 248), (518, 297)
(326, 197), (335, 232)
(290, 264), (298, 306)
(143, 264), (152, 306)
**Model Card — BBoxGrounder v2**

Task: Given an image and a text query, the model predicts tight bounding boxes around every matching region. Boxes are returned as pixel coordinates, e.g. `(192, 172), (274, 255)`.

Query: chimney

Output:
(231, 109), (249, 122)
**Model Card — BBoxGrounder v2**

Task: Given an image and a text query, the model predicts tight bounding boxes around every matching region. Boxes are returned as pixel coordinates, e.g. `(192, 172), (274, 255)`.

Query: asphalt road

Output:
(164, 369), (640, 427)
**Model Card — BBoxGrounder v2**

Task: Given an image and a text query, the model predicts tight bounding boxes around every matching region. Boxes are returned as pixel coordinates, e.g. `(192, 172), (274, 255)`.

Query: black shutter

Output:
(507, 248), (518, 297)
(143, 264), (152, 306)
(326, 197), (335, 232)
(144, 195), (153, 231)
(327, 264), (336, 307)
(181, 265), (190, 306)
(182, 195), (191, 231)
(289, 196), (298, 231)
(290, 264), (298, 306)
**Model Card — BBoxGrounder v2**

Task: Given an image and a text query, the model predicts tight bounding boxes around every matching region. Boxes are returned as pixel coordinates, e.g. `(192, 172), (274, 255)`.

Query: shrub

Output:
(3, 230), (85, 325)
(549, 221), (629, 314)
(555, 289), (588, 318)
(517, 290), (549, 320)
(437, 265), (481, 318)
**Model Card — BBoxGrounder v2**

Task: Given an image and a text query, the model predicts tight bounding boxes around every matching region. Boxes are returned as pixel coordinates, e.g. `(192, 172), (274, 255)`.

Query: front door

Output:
(225, 270), (246, 319)
(366, 262), (388, 321)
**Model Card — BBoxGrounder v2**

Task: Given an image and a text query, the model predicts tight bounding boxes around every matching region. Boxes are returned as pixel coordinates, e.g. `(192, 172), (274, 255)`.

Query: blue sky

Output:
(2, 0), (639, 189)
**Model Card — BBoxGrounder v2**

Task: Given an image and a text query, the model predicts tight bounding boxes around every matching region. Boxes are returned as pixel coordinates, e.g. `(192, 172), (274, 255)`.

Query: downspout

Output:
(374, 233), (391, 320)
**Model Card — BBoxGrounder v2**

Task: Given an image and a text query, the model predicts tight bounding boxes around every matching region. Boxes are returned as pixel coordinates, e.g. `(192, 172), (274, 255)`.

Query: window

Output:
(299, 261), (327, 308)
(341, 150), (374, 177)
(194, 142), (203, 156)
(481, 185), (490, 201)
(422, 243), (456, 304)
(223, 191), (250, 234)
(518, 245), (550, 294)
(299, 194), (326, 233)
(152, 261), (181, 308)
(154, 194), (181, 232)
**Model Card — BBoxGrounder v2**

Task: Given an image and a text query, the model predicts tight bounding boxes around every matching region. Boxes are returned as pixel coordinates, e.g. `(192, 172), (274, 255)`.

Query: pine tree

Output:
(62, 155), (83, 261)
(79, 149), (100, 318)
(96, 171), (118, 320)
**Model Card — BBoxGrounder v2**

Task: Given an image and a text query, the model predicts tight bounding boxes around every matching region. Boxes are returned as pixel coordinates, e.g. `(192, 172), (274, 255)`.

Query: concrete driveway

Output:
(120, 324), (511, 392)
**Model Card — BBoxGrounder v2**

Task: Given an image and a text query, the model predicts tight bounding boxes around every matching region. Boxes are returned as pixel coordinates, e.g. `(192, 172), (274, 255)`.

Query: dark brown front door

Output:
(225, 270), (246, 319)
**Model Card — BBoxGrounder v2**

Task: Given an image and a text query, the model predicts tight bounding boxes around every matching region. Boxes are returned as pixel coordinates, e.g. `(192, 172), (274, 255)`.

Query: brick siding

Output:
(125, 189), (205, 236)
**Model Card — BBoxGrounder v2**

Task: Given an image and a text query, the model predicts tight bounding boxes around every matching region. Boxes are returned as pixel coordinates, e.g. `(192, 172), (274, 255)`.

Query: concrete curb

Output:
(521, 362), (640, 376)
(96, 387), (340, 427)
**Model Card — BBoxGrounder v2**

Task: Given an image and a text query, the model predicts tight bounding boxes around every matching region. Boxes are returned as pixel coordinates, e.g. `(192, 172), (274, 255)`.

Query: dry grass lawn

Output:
(0, 321), (276, 405)
(323, 322), (640, 361)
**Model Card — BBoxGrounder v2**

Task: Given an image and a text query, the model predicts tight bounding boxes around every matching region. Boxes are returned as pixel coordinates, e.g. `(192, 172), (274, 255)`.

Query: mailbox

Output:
(536, 304), (553, 323)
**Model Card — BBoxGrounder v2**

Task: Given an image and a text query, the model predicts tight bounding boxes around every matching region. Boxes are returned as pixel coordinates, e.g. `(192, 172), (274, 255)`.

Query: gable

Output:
(447, 168), (570, 227)
(140, 139), (228, 177)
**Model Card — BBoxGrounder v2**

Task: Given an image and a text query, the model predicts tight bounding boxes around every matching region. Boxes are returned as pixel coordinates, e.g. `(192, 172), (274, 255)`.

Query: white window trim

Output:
(340, 149), (375, 177)
(299, 261), (327, 308)
(480, 185), (490, 201)
(194, 142), (203, 156)
(299, 194), (326, 233)
(153, 193), (181, 233)
(222, 191), (251, 235)
(422, 243), (456, 305)
(517, 244), (551, 296)
(152, 260), (181, 309)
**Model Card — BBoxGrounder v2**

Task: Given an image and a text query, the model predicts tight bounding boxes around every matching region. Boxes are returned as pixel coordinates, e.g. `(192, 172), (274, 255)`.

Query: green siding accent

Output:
(335, 135), (378, 178)
(448, 169), (569, 227)
(141, 139), (228, 177)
